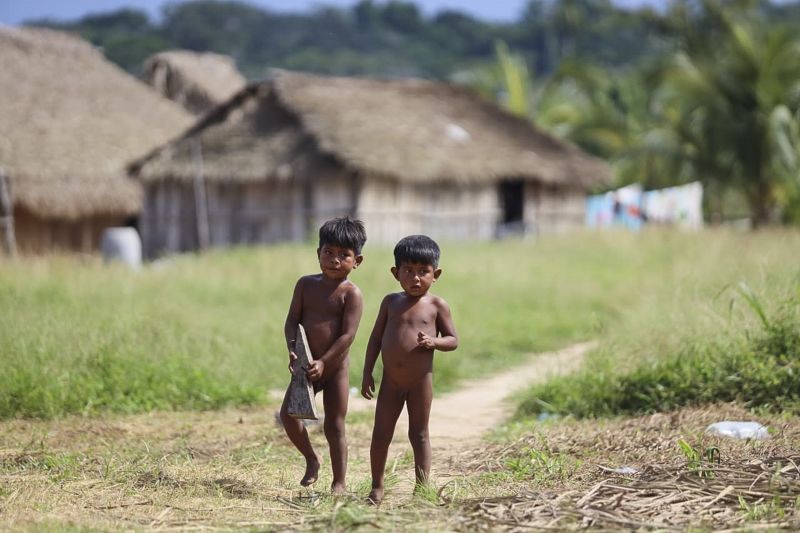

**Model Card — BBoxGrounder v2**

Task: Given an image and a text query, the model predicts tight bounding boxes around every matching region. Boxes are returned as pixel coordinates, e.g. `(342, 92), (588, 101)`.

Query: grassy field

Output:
(2, 229), (799, 419)
(2, 229), (800, 530)
(1, 230), (680, 419)
(517, 230), (800, 419)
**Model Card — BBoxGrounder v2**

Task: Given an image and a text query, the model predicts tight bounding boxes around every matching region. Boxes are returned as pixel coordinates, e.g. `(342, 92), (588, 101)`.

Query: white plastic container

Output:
(706, 421), (770, 440)
(100, 227), (142, 270)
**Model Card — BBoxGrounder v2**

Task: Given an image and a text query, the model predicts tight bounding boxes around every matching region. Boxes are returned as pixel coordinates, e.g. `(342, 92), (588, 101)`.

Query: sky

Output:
(0, 0), (670, 26)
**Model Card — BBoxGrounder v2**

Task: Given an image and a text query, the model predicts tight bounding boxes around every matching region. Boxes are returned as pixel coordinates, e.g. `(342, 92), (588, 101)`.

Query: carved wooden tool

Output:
(286, 324), (319, 420)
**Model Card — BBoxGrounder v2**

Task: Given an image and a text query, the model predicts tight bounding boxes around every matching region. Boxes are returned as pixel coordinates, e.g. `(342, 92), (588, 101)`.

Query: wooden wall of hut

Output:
(308, 172), (359, 235)
(140, 178), (305, 258)
(525, 183), (586, 236)
(12, 207), (124, 254)
(358, 177), (499, 244)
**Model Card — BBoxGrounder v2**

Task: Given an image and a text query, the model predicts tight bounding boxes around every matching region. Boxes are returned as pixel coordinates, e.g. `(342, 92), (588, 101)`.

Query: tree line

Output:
(29, 0), (710, 79)
(29, 0), (800, 224)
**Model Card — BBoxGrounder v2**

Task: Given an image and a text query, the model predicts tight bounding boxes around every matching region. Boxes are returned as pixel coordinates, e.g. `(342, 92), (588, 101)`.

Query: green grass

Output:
(2, 229), (798, 419)
(517, 231), (800, 420)
(505, 446), (578, 483)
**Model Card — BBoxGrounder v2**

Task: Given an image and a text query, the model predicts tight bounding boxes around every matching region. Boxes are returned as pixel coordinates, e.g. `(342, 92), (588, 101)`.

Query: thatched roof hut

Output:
(130, 70), (612, 257)
(134, 70), (609, 186)
(142, 50), (247, 115)
(0, 26), (194, 252)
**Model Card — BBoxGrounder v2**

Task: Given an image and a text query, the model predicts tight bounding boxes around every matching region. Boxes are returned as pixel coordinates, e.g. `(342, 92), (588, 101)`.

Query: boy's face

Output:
(317, 244), (362, 281)
(391, 261), (441, 297)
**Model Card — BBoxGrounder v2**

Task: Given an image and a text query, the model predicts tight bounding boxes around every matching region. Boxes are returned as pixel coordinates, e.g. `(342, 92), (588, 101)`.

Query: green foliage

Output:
(677, 438), (720, 478)
(495, 40), (533, 118)
(412, 478), (441, 505)
(0, 234), (643, 419)
(739, 494), (787, 522)
(622, 1), (800, 224)
(0, 232), (728, 418)
(5, 230), (796, 421)
(24, 0), (690, 81)
(518, 277), (800, 419)
(505, 446), (575, 483)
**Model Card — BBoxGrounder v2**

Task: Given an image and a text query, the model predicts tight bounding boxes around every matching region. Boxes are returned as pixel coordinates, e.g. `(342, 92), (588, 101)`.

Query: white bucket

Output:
(101, 227), (142, 270)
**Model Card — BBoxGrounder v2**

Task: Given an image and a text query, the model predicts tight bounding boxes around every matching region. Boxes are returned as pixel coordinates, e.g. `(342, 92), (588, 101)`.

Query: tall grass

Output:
(2, 229), (797, 419)
(517, 231), (800, 419)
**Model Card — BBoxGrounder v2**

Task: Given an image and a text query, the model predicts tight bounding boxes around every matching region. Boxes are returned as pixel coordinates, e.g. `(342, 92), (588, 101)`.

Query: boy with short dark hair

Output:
(361, 234), (458, 504)
(280, 216), (366, 495)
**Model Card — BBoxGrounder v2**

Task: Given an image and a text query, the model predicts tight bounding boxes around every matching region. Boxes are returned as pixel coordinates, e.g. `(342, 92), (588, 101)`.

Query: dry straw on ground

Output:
(459, 405), (800, 530)
(1, 404), (798, 530)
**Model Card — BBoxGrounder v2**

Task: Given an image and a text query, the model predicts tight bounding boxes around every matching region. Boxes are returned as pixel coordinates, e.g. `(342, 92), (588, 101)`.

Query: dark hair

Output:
(318, 216), (367, 255)
(393, 235), (440, 268)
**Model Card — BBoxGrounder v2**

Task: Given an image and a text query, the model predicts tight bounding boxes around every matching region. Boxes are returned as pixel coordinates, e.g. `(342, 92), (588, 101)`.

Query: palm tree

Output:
(645, 0), (800, 225)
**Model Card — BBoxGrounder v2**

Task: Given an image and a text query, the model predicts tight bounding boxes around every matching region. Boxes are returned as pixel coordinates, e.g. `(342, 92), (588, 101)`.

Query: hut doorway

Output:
(498, 179), (525, 236)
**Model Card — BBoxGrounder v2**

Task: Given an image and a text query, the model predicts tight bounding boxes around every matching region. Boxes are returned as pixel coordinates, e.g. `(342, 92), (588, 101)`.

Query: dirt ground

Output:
(348, 341), (595, 461)
(1, 342), (798, 530)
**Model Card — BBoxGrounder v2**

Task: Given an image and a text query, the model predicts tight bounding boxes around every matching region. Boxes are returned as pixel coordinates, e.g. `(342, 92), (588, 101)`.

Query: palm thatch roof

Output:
(131, 70), (611, 189)
(0, 26), (194, 220)
(142, 50), (247, 115)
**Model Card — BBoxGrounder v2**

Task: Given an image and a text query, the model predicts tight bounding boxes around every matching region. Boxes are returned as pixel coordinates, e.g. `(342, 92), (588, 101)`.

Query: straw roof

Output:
(0, 26), (194, 220)
(132, 70), (611, 189)
(142, 50), (247, 115)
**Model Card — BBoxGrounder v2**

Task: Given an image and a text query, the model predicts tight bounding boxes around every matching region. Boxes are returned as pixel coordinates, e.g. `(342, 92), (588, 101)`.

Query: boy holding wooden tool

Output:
(279, 216), (366, 495)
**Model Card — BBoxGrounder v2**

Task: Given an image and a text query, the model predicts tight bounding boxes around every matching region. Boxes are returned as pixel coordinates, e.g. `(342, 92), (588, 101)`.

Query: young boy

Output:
(280, 216), (366, 495)
(361, 234), (458, 504)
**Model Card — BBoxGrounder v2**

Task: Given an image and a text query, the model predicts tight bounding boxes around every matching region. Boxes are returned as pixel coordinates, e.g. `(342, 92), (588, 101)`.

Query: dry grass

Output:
(0, 405), (341, 530)
(1, 403), (798, 530)
(461, 404), (800, 530)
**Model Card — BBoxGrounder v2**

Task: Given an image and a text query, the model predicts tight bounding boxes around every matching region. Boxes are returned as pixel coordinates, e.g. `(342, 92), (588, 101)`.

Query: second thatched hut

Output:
(142, 50), (247, 116)
(130, 70), (611, 258)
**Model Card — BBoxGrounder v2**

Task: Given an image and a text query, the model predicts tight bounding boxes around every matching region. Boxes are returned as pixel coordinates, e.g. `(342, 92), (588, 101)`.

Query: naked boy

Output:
(279, 216), (366, 495)
(361, 234), (458, 504)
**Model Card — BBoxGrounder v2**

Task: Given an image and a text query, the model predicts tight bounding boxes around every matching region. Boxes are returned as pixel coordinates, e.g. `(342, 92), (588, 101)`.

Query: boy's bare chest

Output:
(303, 286), (347, 315)
(388, 302), (437, 328)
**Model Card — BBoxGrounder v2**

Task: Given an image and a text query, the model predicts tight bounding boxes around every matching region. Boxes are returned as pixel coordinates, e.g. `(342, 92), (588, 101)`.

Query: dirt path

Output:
(348, 341), (596, 479)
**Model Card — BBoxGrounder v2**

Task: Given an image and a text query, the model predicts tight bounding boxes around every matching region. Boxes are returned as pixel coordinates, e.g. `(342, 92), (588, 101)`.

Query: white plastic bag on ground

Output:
(705, 421), (769, 440)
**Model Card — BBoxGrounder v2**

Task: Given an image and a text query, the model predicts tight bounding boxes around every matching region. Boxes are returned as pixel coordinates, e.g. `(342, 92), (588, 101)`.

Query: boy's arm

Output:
(306, 285), (364, 381)
(418, 297), (458, 351)
(361, 296), (389, 400)
(283, 278), (304, 373)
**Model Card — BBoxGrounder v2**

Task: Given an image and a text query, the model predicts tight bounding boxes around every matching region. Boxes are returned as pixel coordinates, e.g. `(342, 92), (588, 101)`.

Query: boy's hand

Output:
(287, 351), (298, 374)
(417, 331), (436, 349)
(306, 359), (325, 382)
(361, 374), (375, 400)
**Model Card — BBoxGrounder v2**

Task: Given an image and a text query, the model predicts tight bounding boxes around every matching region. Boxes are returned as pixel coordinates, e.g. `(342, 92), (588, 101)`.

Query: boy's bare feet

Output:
(331, 482), (346, 496)
(366, 487), (383, 505)
(300, 454), (322, 486)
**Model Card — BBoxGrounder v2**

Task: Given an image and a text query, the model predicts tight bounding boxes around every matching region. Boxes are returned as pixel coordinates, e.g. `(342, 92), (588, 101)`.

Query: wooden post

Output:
(286, 324), (319, 420)
(0, 169), (17, 257)
(191, 140), (210, 250)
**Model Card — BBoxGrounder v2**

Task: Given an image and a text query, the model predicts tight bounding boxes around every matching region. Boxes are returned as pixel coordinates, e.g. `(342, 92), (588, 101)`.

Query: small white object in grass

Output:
(101, 227), (142, 269)
(349, 386), (358, 396)
(706, 421), (769, 440)
(599, 465), (639, 475)
(445, 123), (470, 143)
